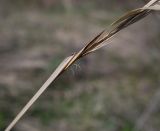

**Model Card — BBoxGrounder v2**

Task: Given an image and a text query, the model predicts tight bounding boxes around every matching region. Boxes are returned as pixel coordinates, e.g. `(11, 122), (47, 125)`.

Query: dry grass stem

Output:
(5, 0), (160, 131)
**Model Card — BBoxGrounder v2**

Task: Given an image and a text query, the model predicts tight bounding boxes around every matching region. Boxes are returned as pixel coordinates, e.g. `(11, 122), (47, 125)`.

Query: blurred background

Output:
(0, 0), (160, 131)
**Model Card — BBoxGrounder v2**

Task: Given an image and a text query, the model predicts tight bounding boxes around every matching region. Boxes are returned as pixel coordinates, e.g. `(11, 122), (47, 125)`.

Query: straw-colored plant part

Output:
(5, 0), (160, 131)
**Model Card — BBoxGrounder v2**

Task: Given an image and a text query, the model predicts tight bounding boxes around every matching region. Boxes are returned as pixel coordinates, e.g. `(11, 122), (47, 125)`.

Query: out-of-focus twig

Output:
(134, 88), (160, 131)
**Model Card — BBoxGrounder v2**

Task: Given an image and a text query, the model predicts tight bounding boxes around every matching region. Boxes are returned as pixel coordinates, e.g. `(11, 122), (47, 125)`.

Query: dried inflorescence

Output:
(5, 0), (160, 131)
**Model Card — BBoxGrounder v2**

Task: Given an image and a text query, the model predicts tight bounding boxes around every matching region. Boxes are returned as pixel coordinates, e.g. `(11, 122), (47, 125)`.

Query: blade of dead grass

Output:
(5, 0), (160, 131)
(147, 4), (160, 10)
